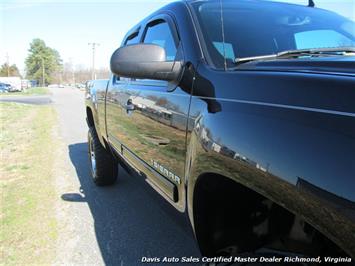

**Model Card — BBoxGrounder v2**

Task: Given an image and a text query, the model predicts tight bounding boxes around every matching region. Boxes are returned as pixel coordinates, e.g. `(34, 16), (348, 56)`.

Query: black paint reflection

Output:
(186, 67), (355, 256)
(180, 63), (222, 114)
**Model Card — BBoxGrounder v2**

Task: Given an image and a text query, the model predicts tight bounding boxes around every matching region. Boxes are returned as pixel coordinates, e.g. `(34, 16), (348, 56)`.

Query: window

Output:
(125, 32), (139, 45)
(143, 21), (177, 61)
(295, 30), (354, 49)
(190, 0), (355, 69)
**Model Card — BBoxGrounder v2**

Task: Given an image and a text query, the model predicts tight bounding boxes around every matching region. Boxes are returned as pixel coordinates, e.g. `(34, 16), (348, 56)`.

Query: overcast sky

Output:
(1, 0), (354, 74)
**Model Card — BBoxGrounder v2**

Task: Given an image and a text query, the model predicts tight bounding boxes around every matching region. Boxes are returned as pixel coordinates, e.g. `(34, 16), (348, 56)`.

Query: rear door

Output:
(106, 30), (140, 152)
(107, 15), (191, 208)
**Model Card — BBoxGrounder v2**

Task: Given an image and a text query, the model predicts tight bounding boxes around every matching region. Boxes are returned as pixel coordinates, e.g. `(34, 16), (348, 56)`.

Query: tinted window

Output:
(125, 32), (139, 45)
(191, 0), (355, 68)
(143, 21), (177, 61)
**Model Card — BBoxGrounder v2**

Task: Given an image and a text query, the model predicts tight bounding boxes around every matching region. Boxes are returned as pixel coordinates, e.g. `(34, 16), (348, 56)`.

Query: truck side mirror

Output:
(110, 44), (182, 82)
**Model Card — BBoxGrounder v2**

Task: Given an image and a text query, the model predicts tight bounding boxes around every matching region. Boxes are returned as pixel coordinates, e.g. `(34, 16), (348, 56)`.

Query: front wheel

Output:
(88, 127), (118, 186)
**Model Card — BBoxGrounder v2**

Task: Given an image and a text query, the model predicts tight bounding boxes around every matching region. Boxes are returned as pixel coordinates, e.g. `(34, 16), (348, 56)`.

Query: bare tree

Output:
(51, 60), (111, 84)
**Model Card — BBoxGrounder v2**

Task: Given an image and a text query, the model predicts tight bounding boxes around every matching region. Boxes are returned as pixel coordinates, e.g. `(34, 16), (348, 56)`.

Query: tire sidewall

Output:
(87, 127), (118, 186)
(88, 129), (98, 182)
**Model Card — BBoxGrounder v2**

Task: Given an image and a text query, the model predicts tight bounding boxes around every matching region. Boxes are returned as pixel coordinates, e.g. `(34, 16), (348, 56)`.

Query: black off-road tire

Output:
(88, 127), (118, 186)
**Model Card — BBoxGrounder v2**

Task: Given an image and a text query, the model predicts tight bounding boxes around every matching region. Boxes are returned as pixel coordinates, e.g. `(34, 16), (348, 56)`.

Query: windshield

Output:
(190, 0), (355, 69)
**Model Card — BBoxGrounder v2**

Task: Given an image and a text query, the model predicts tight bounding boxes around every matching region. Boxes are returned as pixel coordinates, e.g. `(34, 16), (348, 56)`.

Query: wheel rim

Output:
(89, 137), (96, 176)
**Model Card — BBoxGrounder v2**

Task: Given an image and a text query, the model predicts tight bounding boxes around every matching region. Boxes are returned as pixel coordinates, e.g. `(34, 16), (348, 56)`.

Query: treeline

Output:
(25, 38), (111, 85)
(1, 38), (110, 85)
(0, 63), (21, 77)
(57, 63), (111, 84)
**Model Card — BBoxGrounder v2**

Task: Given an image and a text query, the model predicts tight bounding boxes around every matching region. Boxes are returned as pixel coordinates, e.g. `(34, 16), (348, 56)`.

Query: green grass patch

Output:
(2, 87), (50, 96)
(0, 102), (58, 265)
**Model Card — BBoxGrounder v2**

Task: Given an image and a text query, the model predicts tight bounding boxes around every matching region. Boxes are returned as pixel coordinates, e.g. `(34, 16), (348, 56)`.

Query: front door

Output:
(107, 17), (191, 207)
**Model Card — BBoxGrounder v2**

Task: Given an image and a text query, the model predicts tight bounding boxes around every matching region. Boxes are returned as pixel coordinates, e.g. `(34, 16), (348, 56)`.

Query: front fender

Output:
(185, 65), (355, 257)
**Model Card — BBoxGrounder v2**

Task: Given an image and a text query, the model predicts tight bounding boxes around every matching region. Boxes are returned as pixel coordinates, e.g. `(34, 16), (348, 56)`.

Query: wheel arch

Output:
(190, 172), (348, 257)
(86, 106), (107, 148)
(86, 106), (95, 128)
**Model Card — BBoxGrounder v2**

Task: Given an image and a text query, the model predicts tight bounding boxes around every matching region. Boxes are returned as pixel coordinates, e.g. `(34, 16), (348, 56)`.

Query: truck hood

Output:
(239, 55), (355, 76)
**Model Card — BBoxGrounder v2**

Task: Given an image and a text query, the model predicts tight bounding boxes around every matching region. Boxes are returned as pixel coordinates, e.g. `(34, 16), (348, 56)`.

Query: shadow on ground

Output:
(65, 142), (200, 265)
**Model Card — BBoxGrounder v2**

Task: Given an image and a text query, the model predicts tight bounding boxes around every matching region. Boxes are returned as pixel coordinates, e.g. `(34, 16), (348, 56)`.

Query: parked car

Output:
(5, 83), (12, 91)
(0, 83), (9, 93)
(76, 83), (86, 89)
(85, 0), (355, 260)
(48, 84), (58, 88)
(0, 77), (21, 92)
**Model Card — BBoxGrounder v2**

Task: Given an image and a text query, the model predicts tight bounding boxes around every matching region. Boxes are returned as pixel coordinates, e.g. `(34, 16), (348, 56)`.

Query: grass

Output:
(1, 87), (50, 96)
(0, 102), (58, 265)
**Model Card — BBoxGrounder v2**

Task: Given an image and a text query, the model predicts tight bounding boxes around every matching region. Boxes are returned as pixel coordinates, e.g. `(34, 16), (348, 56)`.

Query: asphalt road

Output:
(0, 95), (52, 105)
(49, 87), (200, 265)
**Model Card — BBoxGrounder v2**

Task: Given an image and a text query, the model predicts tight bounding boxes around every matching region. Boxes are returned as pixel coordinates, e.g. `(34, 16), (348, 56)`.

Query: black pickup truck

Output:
(85, 0), (355, 260)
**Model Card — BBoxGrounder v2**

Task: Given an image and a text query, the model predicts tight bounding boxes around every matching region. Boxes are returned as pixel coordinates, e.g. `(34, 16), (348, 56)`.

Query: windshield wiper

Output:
(234, 46), (355, 64)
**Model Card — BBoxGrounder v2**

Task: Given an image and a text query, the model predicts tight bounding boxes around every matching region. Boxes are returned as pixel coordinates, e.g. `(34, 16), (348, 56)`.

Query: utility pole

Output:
(41, 57), (45, 87)
(5, 53), (10, 77)
(88, 42), (100, 80)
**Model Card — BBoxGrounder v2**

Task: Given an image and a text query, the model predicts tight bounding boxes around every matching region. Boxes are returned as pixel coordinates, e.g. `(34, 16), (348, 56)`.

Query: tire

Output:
(88, 127), (118, 186)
